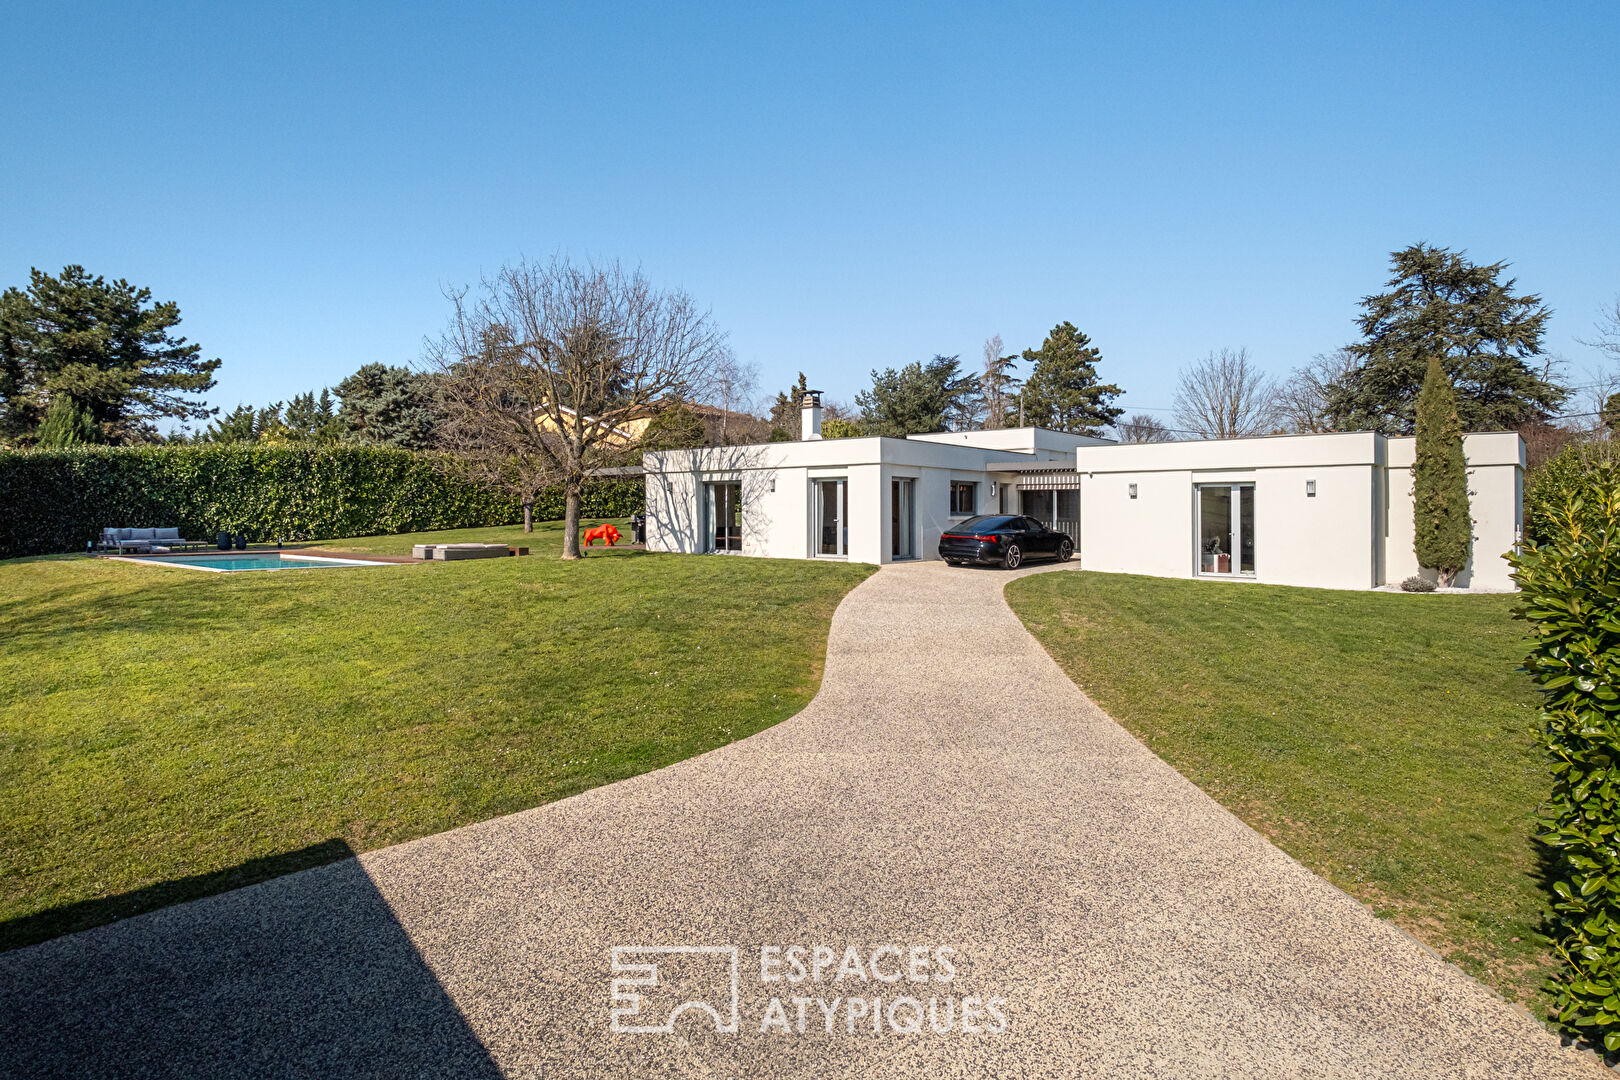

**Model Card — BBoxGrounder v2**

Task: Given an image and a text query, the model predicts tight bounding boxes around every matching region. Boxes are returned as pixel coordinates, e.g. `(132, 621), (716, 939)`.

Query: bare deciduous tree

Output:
(1171, 347), (1279, 440)
(1115, 413), (1173, 443)
(1275, 348), (1358, 433)
(979, 334), (1019, 431)
(428, 256), (728, 559)
(1578, 294), (1620, 364)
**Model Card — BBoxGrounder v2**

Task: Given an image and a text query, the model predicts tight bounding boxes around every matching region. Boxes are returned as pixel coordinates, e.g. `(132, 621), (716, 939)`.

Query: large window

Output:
(706, 482), (741, 552)
(1197, 483), (1254, 576)
(949, 481), (977, 516)
(814, 478), (847, 557)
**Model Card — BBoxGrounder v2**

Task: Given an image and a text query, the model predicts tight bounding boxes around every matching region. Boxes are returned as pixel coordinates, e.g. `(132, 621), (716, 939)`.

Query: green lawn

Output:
(1006, 572), (1551, 1008)
(0, 530), (872, 951)
(303, 518), (635, 557)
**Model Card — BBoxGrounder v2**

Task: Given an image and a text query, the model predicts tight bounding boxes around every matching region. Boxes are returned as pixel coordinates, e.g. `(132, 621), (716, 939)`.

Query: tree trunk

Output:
(562, 480), (582, 560)
(522, 499), (533, 533)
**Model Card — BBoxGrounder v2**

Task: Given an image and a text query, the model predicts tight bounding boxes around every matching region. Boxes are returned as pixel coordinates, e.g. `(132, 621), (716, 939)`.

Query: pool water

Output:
(116, 553), (388, 572)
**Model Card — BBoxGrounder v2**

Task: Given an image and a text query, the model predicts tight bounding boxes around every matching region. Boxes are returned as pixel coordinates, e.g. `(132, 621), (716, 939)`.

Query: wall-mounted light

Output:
(1128, 483), (1138, 499)
(1306, 480), (1316, 497)
(989, 481), (998, 496)
(769, 477), (776, 493)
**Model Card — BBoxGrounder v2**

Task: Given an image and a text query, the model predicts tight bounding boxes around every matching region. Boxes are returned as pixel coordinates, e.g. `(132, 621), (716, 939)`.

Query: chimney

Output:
(801, 389), (823, 440)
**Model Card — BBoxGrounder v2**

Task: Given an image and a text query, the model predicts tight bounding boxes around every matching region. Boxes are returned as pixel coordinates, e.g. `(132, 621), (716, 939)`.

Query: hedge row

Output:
(1511, 458), (1620, 1051)
(1527, 441), (1620, 547)
(0, 446), (645, 559)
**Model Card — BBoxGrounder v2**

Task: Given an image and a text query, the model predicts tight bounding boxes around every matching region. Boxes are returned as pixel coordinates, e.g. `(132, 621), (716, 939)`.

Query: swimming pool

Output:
(111, 553), (391, 572)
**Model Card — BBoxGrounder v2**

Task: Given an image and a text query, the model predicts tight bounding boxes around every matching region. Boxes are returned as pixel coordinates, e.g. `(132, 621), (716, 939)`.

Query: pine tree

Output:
(1019, 322), (1124, 435)
(1413, 356), (1472, 586)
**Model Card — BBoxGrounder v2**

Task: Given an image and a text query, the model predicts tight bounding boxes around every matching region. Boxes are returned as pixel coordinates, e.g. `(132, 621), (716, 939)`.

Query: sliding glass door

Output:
(1196, 483), (1254, 576)
(814, 478), (847, 557)
(706, 482), (741, 552)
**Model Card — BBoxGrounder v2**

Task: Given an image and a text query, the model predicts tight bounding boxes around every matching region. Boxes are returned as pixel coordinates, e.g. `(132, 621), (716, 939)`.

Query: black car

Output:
(939, 515), (1073, 569)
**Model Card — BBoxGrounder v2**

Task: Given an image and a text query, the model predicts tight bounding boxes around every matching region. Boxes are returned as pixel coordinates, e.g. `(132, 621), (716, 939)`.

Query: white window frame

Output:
(1195, 482), (1256, 578)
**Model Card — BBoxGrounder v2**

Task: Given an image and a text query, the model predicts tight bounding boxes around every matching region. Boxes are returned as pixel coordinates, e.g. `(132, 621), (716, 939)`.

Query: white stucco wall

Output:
(1382, 432), (1524, 590)
(643, 427), (1525, 590)
(643, 435), (1039, 565)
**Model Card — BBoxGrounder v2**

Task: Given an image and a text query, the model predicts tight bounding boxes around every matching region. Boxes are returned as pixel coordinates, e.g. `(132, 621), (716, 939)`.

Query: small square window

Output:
(949, 482), (977, 516)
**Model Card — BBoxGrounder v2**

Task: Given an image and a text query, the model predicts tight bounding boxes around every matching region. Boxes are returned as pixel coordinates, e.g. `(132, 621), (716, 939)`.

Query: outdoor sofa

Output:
(100, 527), (212, 554)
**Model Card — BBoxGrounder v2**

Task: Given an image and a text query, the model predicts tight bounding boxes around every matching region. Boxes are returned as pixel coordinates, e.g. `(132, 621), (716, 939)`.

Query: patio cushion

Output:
(129, 528), (155, 540)
(156, 527), (180, 540)
(116, 528), (135, 541)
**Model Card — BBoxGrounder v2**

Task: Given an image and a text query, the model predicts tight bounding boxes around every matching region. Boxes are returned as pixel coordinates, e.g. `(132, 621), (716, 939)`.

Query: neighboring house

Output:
(642, 392), (1525, 591)
(535, 401), (764, 449)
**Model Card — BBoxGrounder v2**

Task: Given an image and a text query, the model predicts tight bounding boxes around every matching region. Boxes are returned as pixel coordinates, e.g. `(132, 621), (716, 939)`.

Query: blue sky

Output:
(3, 2), (1616, 429)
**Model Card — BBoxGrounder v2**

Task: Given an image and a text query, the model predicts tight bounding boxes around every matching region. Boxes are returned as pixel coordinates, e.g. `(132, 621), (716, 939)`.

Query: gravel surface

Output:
(0, 560), (1600, 1078)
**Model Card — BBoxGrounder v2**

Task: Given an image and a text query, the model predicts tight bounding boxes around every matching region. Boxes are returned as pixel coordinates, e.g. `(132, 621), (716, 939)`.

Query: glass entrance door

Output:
(706, 482), (741, 552)
(891, 478), (915, 559)
(1197, 483), (1254, 576)
(814, 479), (846, 557)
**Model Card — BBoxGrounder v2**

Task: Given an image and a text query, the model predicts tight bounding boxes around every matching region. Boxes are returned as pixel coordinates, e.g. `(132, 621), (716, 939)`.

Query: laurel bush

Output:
(1510, 459), (1620, 1050)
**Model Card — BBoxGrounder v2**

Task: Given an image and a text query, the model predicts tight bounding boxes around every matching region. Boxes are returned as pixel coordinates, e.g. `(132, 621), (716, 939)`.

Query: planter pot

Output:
(216, 532), (232, 550)
(234, 534), (247, 550)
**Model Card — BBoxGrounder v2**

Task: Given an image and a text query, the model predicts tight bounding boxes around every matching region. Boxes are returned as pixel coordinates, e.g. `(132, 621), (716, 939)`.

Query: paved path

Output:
(1, 561), (1601, 1078)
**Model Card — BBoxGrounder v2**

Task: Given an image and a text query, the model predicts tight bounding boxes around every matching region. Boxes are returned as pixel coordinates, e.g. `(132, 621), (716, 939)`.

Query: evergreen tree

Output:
(640, 403), (708, 450)
(856, 355), (978, 436)
(768, 372), (810, 436)
(0, 265), (220, 443)
(1326, 243), (1565, 434)
(206, 404), (259, 442)
(1412, 356), (1472, 586)
(334, 363), (444, 449)
(1019, 322), (1124, 435)
(34, 394), (100, 447)
(283, 388), (340, 440)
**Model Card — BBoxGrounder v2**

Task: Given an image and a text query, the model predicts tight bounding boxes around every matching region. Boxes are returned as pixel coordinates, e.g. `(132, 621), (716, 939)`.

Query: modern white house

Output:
(642, 392), (1525, 591)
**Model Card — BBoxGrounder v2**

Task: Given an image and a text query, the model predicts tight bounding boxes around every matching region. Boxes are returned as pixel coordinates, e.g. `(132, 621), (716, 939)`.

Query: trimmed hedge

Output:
(1510, 459), (1620, 1050)
(0, 446), (645, 559)
(1526, 440), (1620, 547)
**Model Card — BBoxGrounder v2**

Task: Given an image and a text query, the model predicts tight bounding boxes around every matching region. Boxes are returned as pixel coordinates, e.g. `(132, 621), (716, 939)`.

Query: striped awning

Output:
(1011, 469), (1082, 490)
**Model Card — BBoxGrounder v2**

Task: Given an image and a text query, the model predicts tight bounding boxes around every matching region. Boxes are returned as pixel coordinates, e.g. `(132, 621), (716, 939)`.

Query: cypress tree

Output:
(34, 394), (99, 447)
(1413, 355), (1472, 585)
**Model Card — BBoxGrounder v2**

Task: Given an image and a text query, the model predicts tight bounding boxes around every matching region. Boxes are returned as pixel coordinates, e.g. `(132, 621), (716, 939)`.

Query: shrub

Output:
(0, 445), (646, 559)
(1509, 460), (1620, 1050)
(1399, 575), (1436, 593)
(1526, 440), (1620, 547)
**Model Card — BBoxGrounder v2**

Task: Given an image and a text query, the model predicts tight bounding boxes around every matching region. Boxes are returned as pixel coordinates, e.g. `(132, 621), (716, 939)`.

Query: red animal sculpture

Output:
(583, 522), (622, 547)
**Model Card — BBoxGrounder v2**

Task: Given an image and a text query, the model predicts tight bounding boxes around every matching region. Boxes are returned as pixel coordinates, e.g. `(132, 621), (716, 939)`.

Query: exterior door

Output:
(706, 482), (742, 552)
(891, 478), (915, 559)
(1196, 483), (1255, 576)
(814, 479), (846, 557)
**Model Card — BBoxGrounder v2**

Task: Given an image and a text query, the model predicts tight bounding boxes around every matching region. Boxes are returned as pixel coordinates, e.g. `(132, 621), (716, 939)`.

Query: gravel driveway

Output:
(0, 560), (1600, 1078)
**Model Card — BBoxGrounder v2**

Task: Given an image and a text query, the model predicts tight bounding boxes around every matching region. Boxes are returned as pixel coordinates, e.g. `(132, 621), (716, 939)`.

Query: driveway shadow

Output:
(0, 847), (499, 1079)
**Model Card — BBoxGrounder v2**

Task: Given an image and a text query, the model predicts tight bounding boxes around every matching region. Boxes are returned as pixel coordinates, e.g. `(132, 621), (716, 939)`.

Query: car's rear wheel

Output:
(1059, 539), (1073, 562)
(1003, 544), (1023, 570)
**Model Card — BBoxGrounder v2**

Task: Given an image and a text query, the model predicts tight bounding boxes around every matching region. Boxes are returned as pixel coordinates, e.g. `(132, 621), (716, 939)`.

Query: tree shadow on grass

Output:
(0, 840), (501, 1079)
